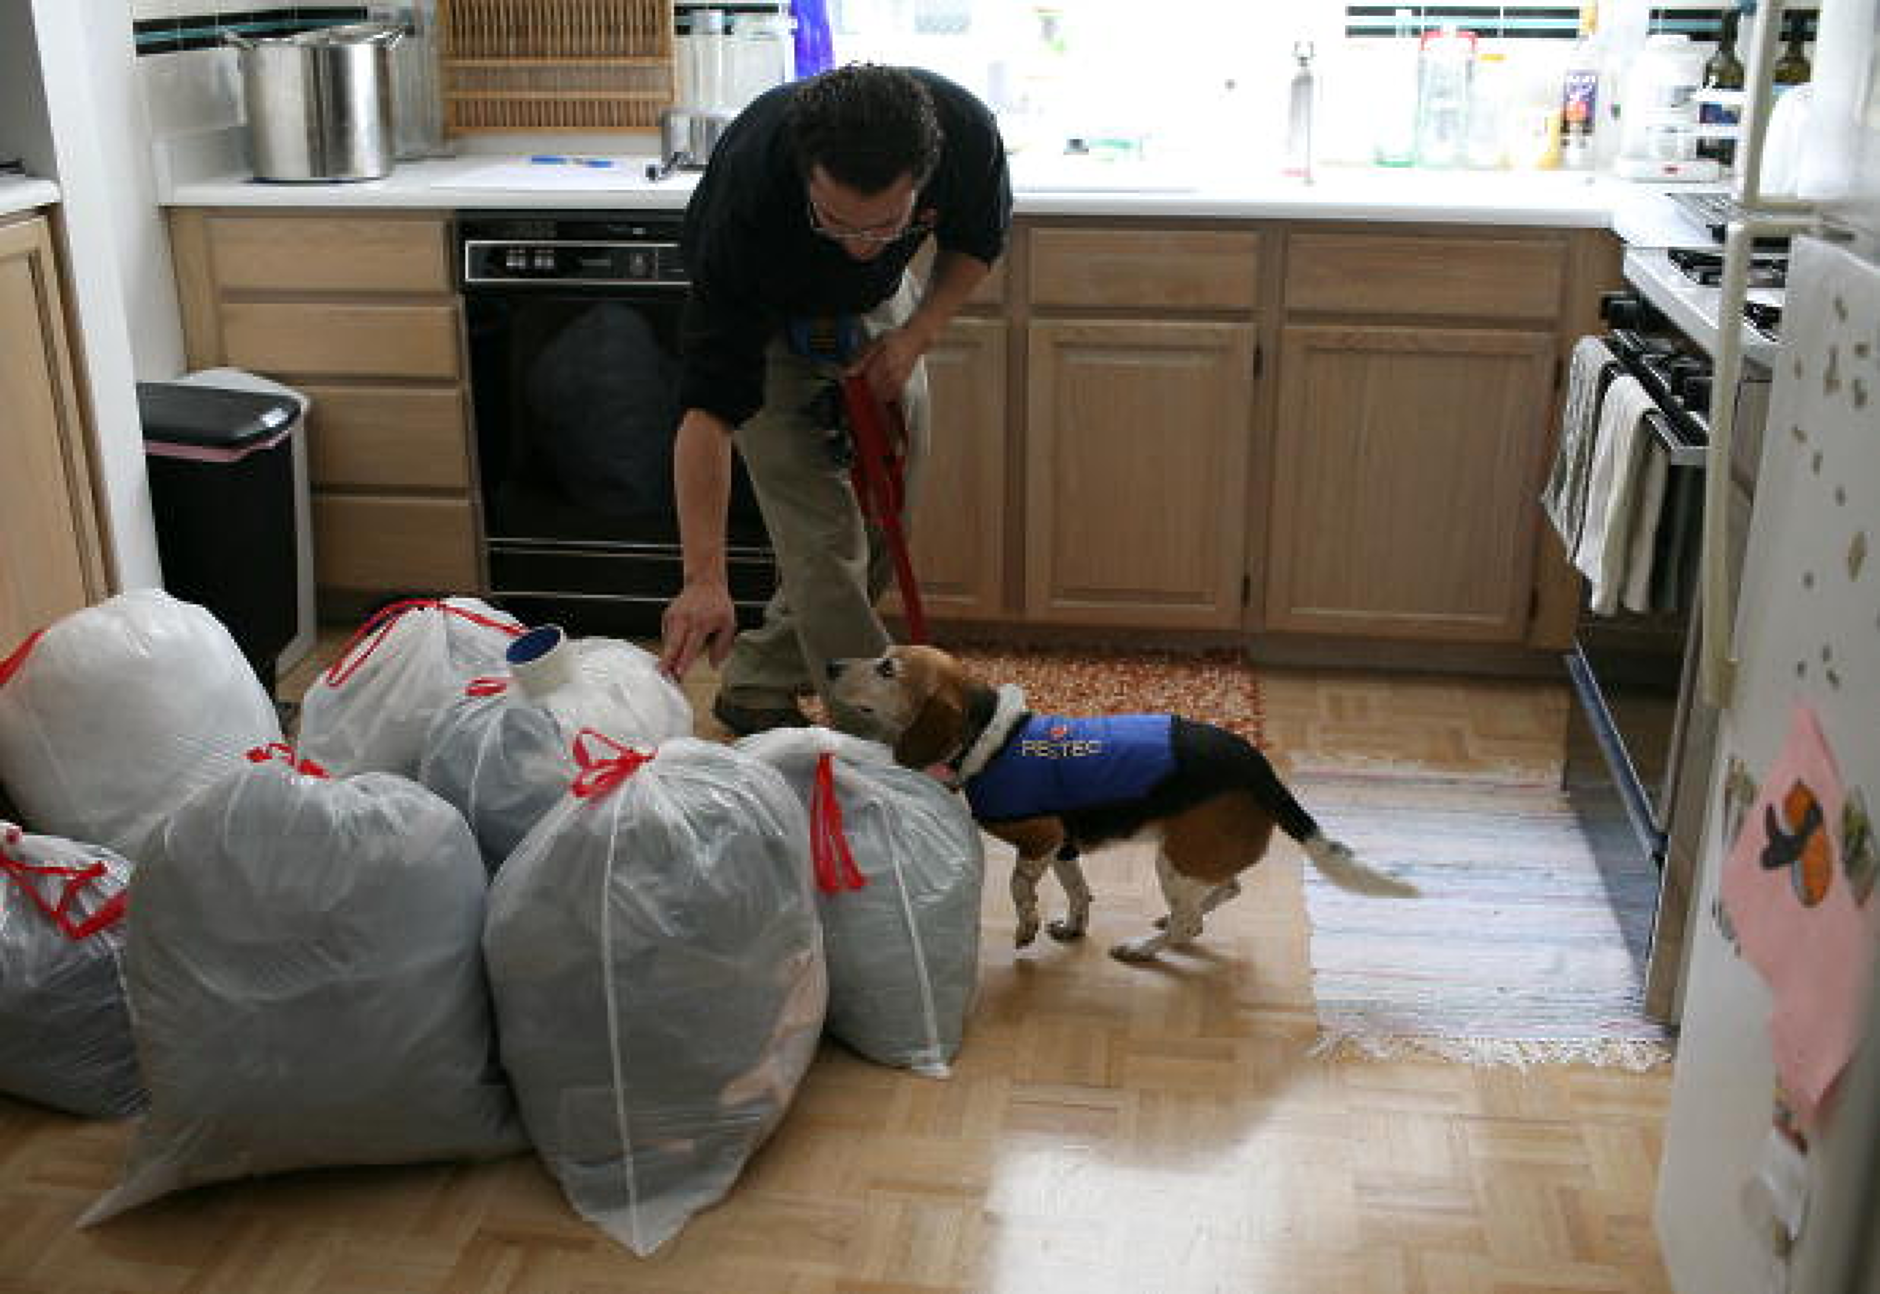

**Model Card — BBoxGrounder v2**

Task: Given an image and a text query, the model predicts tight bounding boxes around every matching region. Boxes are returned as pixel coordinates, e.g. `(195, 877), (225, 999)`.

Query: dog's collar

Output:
(947, 683), (1029, 785)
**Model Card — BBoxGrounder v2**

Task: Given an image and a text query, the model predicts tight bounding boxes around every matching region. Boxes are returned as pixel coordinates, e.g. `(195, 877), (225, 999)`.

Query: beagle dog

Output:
(826, 645), (1418, 963)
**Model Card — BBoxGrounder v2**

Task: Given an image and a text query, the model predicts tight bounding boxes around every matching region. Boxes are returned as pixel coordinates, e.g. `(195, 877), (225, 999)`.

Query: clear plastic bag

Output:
(0, 824), (142, 1118)
(81, 745), (525, 1224)
(484, 735), (825, 1255)
(0, 590), (282, 859)
(296, 597), (524, 777)
(739, 728), (983, 1076)
(420, 637), (693, 871)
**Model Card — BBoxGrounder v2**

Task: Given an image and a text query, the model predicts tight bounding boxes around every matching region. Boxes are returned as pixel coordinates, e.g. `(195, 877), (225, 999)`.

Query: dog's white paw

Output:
(1109, 935), (1165, 963)
(1047, 917), (1086, 942)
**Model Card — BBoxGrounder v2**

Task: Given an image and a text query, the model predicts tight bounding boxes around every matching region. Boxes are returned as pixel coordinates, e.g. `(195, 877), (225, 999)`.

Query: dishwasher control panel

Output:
(458, 213), (689, 288)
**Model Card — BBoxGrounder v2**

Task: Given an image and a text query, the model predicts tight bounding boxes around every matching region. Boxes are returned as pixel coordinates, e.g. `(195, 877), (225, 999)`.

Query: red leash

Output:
(838, 374), (928, 646)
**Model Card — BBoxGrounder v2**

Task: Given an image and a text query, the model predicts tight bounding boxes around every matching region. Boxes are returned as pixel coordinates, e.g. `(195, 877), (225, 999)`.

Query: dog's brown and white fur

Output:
(827, 645), (1418, 962)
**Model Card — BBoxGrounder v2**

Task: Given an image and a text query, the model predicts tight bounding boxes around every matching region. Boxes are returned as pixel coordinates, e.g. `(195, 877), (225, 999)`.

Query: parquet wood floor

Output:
(0, 644), (1671, 1294)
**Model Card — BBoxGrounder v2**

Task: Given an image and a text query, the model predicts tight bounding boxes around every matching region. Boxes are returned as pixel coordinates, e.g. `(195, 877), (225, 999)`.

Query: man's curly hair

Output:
(786, 64), (943, 193)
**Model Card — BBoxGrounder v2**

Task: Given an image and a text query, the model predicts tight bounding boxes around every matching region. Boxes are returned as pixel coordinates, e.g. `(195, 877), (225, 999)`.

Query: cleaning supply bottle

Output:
(790, 0), (833, 80)
(1558, 1), (1603, 170)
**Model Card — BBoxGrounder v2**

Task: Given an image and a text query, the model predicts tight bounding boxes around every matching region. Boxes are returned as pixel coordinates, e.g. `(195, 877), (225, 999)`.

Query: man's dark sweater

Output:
(678, 69), (1011, 428)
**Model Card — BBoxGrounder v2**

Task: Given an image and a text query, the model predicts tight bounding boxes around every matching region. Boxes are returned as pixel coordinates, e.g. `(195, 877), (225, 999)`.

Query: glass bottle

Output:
(1772, 13), (1811, 86)
(1284, 41), (1317, 182)
(1698, 7), (1744, 165)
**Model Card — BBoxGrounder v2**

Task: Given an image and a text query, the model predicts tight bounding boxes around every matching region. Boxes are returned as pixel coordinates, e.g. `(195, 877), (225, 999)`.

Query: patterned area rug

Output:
(1297, 771), (1673, 1069)
(948, 645), (1265, 744)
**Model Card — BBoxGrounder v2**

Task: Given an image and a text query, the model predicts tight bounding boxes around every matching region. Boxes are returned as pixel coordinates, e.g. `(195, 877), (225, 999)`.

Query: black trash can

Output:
(138, 381), (302, 694)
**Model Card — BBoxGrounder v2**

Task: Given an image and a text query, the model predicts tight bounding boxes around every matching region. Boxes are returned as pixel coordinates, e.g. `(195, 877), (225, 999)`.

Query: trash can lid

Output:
(137, 382), (299, 452)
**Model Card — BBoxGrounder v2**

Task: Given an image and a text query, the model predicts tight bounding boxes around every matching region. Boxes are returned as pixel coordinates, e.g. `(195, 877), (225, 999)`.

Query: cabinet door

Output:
(1025, 319), (1254, 629)
(893, 316), (1007, 621)
(1266, 324), (1555, 643)
(0, 217), (106, 651)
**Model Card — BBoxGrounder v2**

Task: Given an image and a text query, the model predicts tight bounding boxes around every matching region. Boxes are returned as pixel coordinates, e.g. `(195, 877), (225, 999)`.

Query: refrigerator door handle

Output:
(1698, 0), (1816, 709)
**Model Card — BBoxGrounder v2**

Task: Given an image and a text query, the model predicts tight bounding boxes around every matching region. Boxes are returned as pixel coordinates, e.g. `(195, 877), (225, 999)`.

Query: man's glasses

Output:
(805, 198), (933, 247)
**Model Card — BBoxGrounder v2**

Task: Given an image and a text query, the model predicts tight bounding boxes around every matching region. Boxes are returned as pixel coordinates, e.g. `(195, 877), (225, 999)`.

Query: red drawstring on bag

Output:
(570, 729), (653, 800)
(321, 599), (523, 689)
(245, 742), (329, 778)
(0, 825), (127, 942)
(809, 752), (867, 894)
(0, 629), (45, 690)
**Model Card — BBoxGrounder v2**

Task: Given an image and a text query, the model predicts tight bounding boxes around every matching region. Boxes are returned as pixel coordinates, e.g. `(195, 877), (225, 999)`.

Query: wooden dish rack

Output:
(435, 0), (675, 133)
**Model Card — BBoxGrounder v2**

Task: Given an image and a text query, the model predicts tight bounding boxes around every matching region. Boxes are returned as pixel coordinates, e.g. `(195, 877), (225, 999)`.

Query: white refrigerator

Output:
(1653, 0), (1880, 1280)
(1653, 230), (1880, 1294)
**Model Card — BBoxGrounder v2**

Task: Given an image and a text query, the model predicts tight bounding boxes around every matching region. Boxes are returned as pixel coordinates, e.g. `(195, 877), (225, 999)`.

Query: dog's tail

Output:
(1300, 834), (1420, 898)
(1208, 724), (1420, 898)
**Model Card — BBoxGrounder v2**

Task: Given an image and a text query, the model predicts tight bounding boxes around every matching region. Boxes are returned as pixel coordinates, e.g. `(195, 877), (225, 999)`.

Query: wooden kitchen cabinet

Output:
(900, 316), (1008, 620)
(1016, 226), (1260, 631)
(1264, 323), (1556, 643)
(1025, 317), (1255, 629)
(0, 213), (110, 651)
(169, 208), (480, 603)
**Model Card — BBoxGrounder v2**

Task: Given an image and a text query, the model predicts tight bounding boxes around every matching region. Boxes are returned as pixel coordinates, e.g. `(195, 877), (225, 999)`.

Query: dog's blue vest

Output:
(963, 713), (1176, 822)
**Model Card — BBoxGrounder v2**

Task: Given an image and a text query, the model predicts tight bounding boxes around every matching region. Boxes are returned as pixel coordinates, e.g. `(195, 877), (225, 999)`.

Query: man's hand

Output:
(660, 577), (737, 680)
(847, 321), (935, 404)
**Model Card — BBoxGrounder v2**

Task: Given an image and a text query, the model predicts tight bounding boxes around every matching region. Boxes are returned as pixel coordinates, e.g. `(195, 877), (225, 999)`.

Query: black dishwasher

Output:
(459, 210), (775, 636)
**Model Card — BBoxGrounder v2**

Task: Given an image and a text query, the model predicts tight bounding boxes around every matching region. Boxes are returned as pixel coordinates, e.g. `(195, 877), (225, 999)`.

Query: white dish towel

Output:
(1542, 335), (1619, 550)
(1621, 442), (1672, 614)
(1572, 374), (1656, 615)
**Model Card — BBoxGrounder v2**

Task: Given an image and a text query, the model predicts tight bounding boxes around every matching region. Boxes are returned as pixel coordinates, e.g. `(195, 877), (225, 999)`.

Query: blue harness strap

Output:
(786, 315), (867, 366)
(963, 713), (1176, 822)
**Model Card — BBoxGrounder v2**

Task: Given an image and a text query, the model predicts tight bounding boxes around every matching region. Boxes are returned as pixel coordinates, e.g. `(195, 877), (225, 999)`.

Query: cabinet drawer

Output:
(313, 493), (479, 592)
(206, 215), (452, 294)
(221, 302), (462, 380)
(1285, 232), (1566, 321)
(300, 384), (471, 490)
(1029, 228), (1261, 310)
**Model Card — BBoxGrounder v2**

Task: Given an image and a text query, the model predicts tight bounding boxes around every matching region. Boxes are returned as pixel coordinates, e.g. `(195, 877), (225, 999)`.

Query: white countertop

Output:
(0, 176), (62, 219)
(162, 152), (1679, 232)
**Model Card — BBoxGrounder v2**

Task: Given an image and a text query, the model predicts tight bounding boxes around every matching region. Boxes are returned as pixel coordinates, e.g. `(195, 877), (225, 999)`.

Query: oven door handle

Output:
(1644, 411), (1707, 469)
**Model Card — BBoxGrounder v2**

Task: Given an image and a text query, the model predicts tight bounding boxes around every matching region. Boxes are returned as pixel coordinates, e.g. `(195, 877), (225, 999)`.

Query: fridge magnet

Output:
(1722, 702), (1880, 1127)
(1844, 787), (1876, 906)
(1723, 753), (1761, 846)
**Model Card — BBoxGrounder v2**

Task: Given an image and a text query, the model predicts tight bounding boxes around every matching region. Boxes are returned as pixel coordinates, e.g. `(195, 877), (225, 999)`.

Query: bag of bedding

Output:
(484, 734), (825, 1255)
(0, 824), (142, 1118)
(739, 728), (983, 1077)
(420, 626), (693, 871)
(0, 590), (281, 859)
(81, 744), (525, 1223)
(296, 597), (524, 778)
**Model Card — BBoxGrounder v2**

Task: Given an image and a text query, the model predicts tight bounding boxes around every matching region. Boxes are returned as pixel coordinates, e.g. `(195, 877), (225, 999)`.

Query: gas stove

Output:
(1665, 247), (1790, 291)
(1620, 247), (1785, 366)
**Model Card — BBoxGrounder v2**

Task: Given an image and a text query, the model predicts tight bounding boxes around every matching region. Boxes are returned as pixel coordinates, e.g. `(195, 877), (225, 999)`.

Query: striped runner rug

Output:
(1297, 770), (1673, 1069)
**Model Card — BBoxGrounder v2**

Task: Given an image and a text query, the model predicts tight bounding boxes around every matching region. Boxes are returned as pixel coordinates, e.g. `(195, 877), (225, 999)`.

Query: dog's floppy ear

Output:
(893, 693), (963, 769)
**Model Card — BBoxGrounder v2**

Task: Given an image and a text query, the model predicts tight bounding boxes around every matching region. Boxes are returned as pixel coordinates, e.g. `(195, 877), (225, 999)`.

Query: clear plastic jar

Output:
(1414, 26), (1478, 168)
